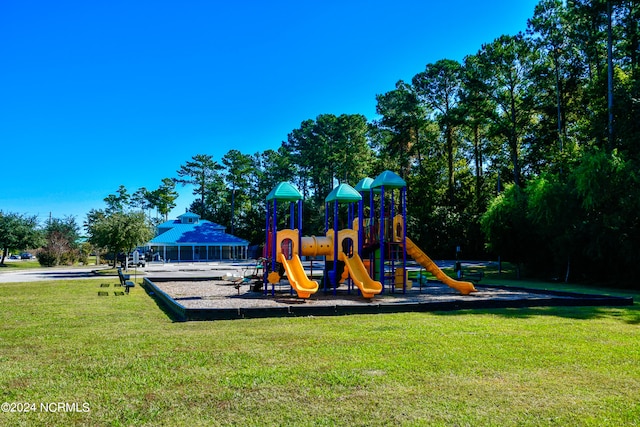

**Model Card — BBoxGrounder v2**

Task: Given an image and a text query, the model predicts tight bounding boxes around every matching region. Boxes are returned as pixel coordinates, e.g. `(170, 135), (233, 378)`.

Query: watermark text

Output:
(2, 402), (90, 413)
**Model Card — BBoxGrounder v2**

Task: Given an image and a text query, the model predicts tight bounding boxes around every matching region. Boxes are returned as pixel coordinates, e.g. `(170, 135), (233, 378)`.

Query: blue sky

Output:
(1, 0), (539, 225)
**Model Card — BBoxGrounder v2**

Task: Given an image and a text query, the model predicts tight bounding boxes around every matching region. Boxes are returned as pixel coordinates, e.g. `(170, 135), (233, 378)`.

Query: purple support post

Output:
(324, 202), (329, 233)
(369, 188), (375, 274)
(390, 189), (395, 293)
(298, 199), (303, 257)
(271, 199), (278, 296)
(402, 186), (407, 293)
(358, 197), (363, 256)
(332, 199), (339, 295)
(264, 200), (270, 293)
(379, 185), (385, 291)
(289, 201), (295, 230)
(323, 202), (329, 293)
(391, 189), (395, 223)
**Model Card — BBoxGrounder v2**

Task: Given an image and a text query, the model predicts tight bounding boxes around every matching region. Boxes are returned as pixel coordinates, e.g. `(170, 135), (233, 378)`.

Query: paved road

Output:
(0, 267), (109, 283)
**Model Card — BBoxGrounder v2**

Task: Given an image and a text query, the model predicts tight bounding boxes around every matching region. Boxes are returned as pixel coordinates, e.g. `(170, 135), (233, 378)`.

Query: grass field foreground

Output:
(1, 277), (639, 426)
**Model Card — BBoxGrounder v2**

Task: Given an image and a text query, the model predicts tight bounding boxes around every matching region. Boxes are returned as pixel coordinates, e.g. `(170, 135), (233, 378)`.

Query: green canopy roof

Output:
(354, 177), (374, 192)
(325, 183), (362, 203)
(371, 170), (406, 189)
(266, 182), (303, 201)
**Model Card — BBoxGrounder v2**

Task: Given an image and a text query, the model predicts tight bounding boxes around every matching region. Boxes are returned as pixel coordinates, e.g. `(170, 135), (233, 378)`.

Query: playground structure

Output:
(263, 170), (477, 299)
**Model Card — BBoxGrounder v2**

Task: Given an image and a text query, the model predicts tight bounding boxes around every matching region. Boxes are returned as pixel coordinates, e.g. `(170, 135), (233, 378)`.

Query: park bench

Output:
(454, 262), (484, 284)
(461, 268), (484, 284)
(117, 267), (135, 294)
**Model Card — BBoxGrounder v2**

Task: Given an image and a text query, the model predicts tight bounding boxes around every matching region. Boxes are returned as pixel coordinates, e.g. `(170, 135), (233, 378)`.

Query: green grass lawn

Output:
(1, 277), (639, 426)
(0, 260), (43, 270)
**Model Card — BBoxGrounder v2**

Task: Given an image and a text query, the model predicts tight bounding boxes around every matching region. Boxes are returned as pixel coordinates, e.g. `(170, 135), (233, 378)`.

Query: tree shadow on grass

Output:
(0, 263), (17, 268)
(434, 303), (640, 324)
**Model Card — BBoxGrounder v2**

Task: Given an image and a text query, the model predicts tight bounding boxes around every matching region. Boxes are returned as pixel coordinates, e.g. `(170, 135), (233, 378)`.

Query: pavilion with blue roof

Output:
(147, 212), (249, 262)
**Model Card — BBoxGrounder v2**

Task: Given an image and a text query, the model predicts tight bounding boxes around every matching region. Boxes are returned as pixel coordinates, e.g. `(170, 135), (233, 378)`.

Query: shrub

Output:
(37, 250), (58, 267)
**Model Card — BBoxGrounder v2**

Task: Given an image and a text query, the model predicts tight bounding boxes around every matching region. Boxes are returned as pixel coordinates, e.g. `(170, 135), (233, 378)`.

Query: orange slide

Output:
(340, 252), (383, 299)
(279, 253), (319, 298)
(404, 237), (477, 295)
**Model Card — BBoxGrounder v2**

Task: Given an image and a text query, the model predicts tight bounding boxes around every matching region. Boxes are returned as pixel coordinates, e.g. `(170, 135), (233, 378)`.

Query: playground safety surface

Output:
(143, 277), (633, 321)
